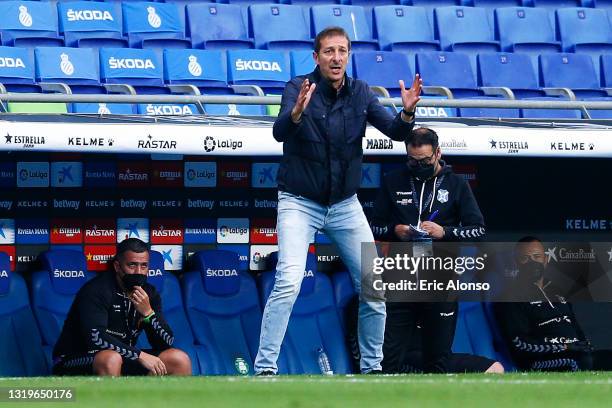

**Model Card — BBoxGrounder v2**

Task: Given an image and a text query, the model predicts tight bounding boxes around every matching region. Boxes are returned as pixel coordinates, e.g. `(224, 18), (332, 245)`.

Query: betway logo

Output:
(53, 269), (85, 278)
(67, 9), (114, 21)
(120, 199), (147, 209)
(235, 59), (282, 72)
(187, 199), (214, 209)
(0, 201), (13, 211)
(53, 199), (80, 210)
(109, 57), (155, 70)
(0, 57), (25, 68)
(206, 268), (238, 277)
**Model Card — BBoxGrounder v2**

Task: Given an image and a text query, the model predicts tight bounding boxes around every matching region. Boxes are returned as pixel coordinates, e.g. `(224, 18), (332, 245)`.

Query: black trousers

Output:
(524, 350), (612, 372)
(383, 302), (459, 374)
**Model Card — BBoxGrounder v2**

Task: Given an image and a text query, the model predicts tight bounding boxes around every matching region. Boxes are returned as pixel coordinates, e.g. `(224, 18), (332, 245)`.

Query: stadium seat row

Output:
(0, 1), (611, 54)
(0, 249), (509, 376)
(1, 45), (611, 118)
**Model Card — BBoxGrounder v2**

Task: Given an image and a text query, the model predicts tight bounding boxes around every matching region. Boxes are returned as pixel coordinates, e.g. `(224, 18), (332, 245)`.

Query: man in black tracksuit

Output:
(53, 238), (191, 376)
(494, 237), (612, 371)
(370, 127), (501, 374)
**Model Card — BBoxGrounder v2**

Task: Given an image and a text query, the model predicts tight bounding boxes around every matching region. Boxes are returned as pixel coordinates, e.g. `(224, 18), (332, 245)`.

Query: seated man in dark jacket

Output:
(494, 236), (612, 371)
(53, 238), (191, 376)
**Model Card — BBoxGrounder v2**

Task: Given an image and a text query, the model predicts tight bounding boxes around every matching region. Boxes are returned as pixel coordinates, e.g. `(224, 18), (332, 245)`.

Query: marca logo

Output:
(53, 269), (85, 278)
(17, 162), (49, 188)
(137, 135), (177, 150)
(206, 268), (238, 277)
(366, 138), (394, 150)
(117, 218), (149, 243)
(67, 9), (114, 21)
(489, 139), (528, 154)
(184, 162), (216, 187)
(145, 104), (194, 116)
(217, 218), (249, 244)
(150, 220), (183, 244)
(109, 57), (155, 70)
(235, 59), (282, 72)
(0, 57), (25, 68)
(150, 245), (182, 271)
(0, 219), (15, 244)
(5, 134), (46, 149)
(252, 163), (278, 188)
(84, 219), (116, 244)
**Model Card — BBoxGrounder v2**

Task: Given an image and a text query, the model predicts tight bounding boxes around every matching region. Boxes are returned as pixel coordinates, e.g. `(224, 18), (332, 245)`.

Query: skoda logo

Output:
(204, 136), (216, 152)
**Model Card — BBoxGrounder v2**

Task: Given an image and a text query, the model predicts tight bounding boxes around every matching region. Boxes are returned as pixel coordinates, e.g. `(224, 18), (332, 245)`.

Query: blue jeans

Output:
(254, 191), (386, 374)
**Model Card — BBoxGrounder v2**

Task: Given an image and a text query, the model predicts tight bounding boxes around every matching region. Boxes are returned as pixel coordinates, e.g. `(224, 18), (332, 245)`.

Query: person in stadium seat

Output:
(255, 26), (422, 375)
(52, 238), (191, 376)
(370, 127), (502, 374)
(494, 237), (612, 372)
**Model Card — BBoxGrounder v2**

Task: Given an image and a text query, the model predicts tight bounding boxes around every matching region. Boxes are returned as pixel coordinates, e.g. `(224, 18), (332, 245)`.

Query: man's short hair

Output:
(116, 238), (149, 261)
(314, 26), (351, 53)
(514, 236), (543, 256)
(406, 127), (439, 150)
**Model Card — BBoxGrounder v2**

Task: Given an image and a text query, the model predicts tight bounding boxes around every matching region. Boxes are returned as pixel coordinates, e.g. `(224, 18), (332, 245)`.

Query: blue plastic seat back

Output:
(353, 51), (413, 93)
(122, 1), (188, 49)
(311, 5), (378, 50)
(434, 6), (500, 52)
(556, 7), (612, 52)
(187, 3), (253, 50)
(227, 49), (290, 90)
(182, 250), (262, 375)
(482, 302), (517, 371)
(100, 47), (164, 86)
(0, 1), (63, 47)
(540, 53), (601, 93)
(164, 49), (228, 89)
(495, 7), (561, 52)
(601, 54), (612, 87)
(532, 0), (583, 9)
(0, 253), (49, 376)
(204, 103), (266, 116)
(58, 1), (126, 48)
(373, 5), (440, 52)
(250, 4), (312, 50)
(478, 52), (541, 96)
(30, 250), (95, 365)
(71, 103), (135, 114)
(451, 302), (497, 362)
(0, 45), (35, 87)
(416, 52), (479, 96)
(35, 47), (100, 87)
(331, 269), (357, 333)
(135, 250), (200, 374)
(260, 252), (353, 374)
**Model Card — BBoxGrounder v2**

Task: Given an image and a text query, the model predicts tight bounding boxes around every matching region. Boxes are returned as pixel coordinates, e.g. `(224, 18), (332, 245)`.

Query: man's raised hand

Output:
(291, 78), (316, 123)
(399, 74), (423, 115)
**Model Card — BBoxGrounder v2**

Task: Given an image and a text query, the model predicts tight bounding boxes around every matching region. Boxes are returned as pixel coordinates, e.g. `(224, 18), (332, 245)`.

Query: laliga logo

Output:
(147, 6), (162, 28)
(148, 269), (163, 277)
(235, 59), (282, 72)
(188, 55), (202, 77)
(60, 53), (74, 76)
(19, 5), (32, 27)
(206, 268), (238, 277)
(53, 269), (85, 278)
(204, 136), (216, 152)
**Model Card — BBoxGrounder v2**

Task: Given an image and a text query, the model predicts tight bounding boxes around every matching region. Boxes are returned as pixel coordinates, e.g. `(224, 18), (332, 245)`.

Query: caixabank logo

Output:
(117, 218), (149, 243)
(51, 162), (83, 188)
(117, 162), (150, 187)
(0, 219), (15, 244)
(360, 163), (381, 189)
(184, 162), (216, 187)
(252, 163), (278, 188)
(150, 245), (183, 271)
(50, 219), (83, 244)
(150, 219), (183, 244)
(219, 163), (249, 188)
(217, 218), (249, 244)
(84, 219), (116, 244)
(85, 245), (116, 271)
(15, 218), (49, 244)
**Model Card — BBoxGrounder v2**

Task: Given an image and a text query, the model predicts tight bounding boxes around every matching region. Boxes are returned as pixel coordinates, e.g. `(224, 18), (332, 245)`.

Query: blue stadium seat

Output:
(99, 47), (169, 94)
(0, 253), (49, 376)
(58, 1), (127, 48)
(478, 52), (542, 98)
(71, 102), (135, 114)
(164, 48), (228, 91)
(260, 252), (353, 374)
(472, 0), (522, 6)
(556, 7), (612, 53)
(600, 54), (612, 87)
(451, 302), (498, 363)
(249, 4), (312, 50)
(0, 45), (40, 93)
(135, 250), (200, 375)
(34, 47), (104, 95)
(495, 7), (561, 53)
(540, 53), (605, 98)
(331, 269), (357, 338)
(203, 103), (266, 116)
(181, 250), (262, 375)
(352, 51), (412, 97)
(311, 5), (379, 51)
(122, 1), (190, 49)
(0, 1), (63, 47)
(227, 49), (290, 93)
(434, 6), (500, 52)
(482, 302), (517, 371)
(531, 0), (583, 9)
(187, 3), (253, 50)
(373, 6), (440, 52)
(31, 250), (96, 367)
(416, 51), (481, 97)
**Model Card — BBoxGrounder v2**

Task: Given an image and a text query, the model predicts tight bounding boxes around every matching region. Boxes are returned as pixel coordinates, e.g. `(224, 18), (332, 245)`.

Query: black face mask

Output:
(121, 273), (147, 291)
(409, 162), (436, 180)
(518, 260), (545, 282)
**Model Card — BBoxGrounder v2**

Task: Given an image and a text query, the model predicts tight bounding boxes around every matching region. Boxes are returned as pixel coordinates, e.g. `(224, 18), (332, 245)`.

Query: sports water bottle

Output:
(317, 347), (333, 375)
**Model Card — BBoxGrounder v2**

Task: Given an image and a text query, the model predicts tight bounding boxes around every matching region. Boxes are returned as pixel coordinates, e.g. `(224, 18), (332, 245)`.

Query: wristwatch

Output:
(402, 108), (415, 117)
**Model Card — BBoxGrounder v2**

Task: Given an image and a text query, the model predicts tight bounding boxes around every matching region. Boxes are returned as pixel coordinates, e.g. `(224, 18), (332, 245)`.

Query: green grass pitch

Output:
(1, 373), (611, 408)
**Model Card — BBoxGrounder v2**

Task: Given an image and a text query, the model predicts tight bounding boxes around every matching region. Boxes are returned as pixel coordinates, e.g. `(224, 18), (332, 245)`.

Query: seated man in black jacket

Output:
(370, 127), (502, 374)
(53, 238), (191, 376)
(494, 236), (612, 371)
